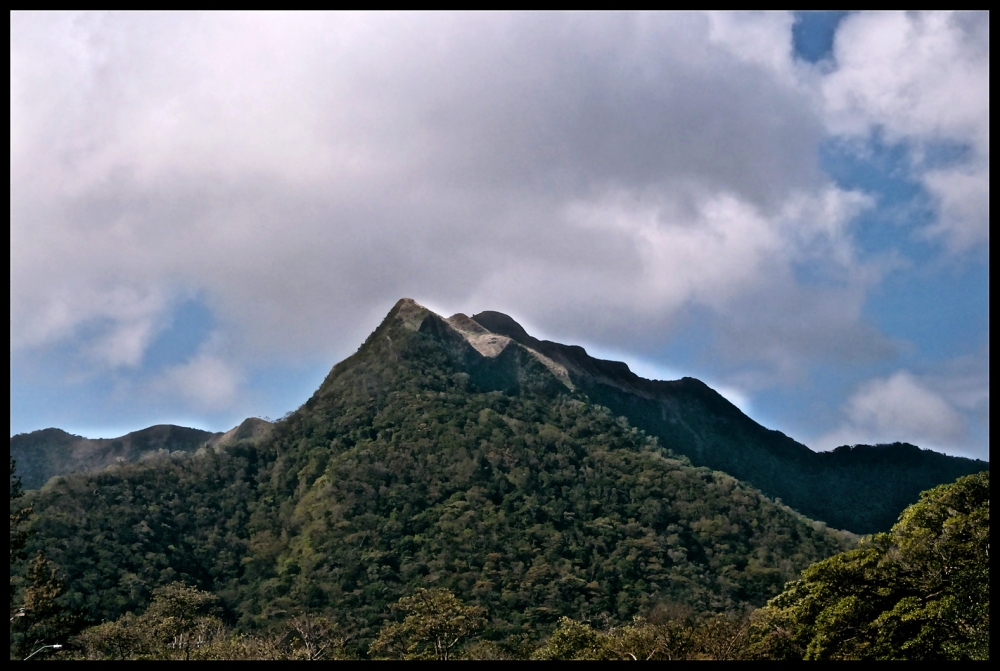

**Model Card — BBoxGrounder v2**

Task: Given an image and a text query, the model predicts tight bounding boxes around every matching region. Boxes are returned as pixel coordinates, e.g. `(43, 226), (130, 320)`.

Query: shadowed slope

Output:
(470, 310), (987, 534)
(10, 418), (274, 490)
(10, 424), (220, 490)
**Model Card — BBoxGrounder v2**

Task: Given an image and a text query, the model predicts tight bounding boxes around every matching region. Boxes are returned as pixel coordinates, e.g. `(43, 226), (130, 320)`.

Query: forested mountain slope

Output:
(10, 418), (272, 490)
(9, 424), (218, 490)
(16, 299), (853, 654)
(14, 301), (982, 534)
(470, 311), (987, 534)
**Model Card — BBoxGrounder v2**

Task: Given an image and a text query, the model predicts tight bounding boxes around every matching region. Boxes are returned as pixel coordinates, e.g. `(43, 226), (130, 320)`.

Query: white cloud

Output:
(816, 370), (970, 452)
(563, 185), (870, 316)
(921, 162), (990, 252)
(8, 11), (988, 439)
(705, 11), (797, 81)
(822, 11), (990, 251)
(153, 354), (242, 411)
(10, 11), (835, 375)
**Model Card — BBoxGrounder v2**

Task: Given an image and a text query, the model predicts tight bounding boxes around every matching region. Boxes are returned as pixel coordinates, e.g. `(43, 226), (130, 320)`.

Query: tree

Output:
(75, 613), (148, 660)
(10, 457), (32, 607)
(288, 614), (349, 660)
(142, 582), (223, 660)
(75, 582), (226, 660)
(531, 617), (606, 660)
(748, 471), (989, 660)
(11, 552), (71, 659)
(369, 588), (485, 660)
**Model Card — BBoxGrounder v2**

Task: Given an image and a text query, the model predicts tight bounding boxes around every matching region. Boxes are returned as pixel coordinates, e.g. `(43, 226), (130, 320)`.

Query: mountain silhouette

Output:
(467, 307), (986, 534)
(10, 418), (272, 490)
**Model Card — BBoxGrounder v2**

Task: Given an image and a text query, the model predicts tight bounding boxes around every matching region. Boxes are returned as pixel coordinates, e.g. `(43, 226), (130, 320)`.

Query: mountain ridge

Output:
(301, 298), (986, 534)
(10, 417), (273, 490)
(465, 304), (987, 534)
(13, 297), (983, 654)
(11, 298), (986, 535)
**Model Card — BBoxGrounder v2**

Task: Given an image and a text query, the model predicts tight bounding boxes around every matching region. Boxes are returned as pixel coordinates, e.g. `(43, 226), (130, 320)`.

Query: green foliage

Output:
(74, 582), (349, 660)
(369, 588), (485, 659)
(748, 471), (989, 660)
(524, 611), (752, 660)
(75, 612), (147, 660)
(10, 552), (73, 659)
(474, 309), (988, 536)
(15, 304), (854, 657)
(531, 616), (605, 660)
(10, 457), (32, 607)
(142, 582), (224, 660)
(600, 616), (695, 660)
(287, 613), (351, 660)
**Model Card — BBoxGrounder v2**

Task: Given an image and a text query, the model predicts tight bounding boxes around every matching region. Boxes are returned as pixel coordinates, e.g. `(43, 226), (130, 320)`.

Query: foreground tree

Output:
(10, 458), (32, 607)
(10, 552), (72, 659)
(75, 582), (224, 660)
(531, 611), (751, 660)
(369, 588), (486, 660)
(748, 471), (989, 660)
(288, 614), (351, 660)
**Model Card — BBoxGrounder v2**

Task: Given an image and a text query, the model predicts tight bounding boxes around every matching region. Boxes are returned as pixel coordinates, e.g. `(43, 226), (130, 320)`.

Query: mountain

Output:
(468, 310), (987, 535)
(16, 298), (858, 653)
(10, 418), (273, 490)
(12, 299), (984, 530)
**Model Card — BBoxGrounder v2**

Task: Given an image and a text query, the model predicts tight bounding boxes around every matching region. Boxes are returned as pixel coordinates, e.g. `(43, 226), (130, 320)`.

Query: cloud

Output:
(822, 11), (990, 251)
(10, 13), (834, 368)
(152, 354), (243, 411)
(816, 370), (972, 453)
(9, 11), (988, 437)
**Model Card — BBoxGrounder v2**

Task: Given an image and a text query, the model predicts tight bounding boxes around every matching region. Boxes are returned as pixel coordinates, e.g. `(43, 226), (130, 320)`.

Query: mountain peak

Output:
(470, 311), (539, 348)
(391, 297), (434, 331)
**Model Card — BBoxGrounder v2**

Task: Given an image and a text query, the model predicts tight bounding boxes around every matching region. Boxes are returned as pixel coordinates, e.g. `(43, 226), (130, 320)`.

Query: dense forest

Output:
(9, 300), (989, 659)
(471, 310), (988, 535)
(10, 419), (274, 491)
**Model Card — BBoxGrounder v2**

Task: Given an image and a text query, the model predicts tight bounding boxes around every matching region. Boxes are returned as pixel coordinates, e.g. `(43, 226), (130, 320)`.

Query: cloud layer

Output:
(10, 12), (989, 457)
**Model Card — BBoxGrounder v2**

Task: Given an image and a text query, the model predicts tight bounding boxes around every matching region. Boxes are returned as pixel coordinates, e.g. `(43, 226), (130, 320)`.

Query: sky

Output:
(10, 11), (989, 461)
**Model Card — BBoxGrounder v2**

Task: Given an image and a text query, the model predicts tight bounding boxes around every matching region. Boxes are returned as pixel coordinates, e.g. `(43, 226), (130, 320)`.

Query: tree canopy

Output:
(748, 471), (989, 660)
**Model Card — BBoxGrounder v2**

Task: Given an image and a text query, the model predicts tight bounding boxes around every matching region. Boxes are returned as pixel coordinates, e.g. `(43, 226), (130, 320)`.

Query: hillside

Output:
(16, 299), (854, 654)
(9, 418), (273, 490)
(469, 311), (987, 534)
(9, 424), (218, 490)
(14, 301), (982, 534)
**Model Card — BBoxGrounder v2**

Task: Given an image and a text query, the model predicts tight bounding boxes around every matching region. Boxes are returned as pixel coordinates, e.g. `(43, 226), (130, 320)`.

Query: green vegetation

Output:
(369, 588), (485, 659)
(10, 425), (220, 491)
(747, 471), (989, 660)
(9, 301), (988, 659)
(470, 310), (987, 536)
(10, 457), (32, 606)
(73, 582), (350, 660)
